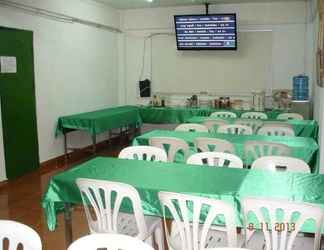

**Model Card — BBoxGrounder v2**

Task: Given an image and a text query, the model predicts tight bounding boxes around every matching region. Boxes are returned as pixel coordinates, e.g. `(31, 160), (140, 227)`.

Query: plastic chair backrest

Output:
(203, 119), (228, 132)
(262, 122), (293, 129)
(211, 249), (252, 250)
(118, 146), (167, 162)
(0, 220), (42, 250)
(241, 197), (323, 250)
(194, 137), (235, 154)
(258, 125), (295, 137)
(217, 124), (253, 135)
(244, 141), (291, 163)
(175, 124), (209, 133)
(76, 178), (148, 238)
(149, 137), (190, 162)
(187, 152), (243, 168)
(158, 191), (238, 250)
(210, 249), (252, 250)
(251, 156), (310, 173)
(241, 112), (268, 120)
(210, 111), (237, 119)
(277, 113), (304, 120)
(67, 233), (154, 250)
(234, 119), (263, 133)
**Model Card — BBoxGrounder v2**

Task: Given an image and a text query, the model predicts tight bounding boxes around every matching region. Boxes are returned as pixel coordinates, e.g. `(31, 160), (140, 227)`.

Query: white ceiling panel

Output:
(94, 0), (305, 9)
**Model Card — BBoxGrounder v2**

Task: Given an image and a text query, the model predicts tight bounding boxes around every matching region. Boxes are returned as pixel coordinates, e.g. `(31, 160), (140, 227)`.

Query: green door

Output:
(0, 27), (39, 179)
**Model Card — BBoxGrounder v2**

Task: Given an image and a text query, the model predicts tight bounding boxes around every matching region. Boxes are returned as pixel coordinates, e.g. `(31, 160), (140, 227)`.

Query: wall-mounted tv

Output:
(174, 14), (237, 50)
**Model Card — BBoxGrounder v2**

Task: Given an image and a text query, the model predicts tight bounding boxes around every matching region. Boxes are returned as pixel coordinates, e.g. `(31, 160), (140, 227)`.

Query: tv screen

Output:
(174, 14), (237, 50)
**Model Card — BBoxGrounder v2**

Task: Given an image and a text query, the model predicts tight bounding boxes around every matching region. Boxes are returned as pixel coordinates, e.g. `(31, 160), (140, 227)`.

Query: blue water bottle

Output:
(292, 75), (309, 101)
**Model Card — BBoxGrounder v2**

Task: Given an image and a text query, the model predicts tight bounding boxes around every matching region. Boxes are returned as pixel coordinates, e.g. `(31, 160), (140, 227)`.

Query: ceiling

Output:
(94, 0), (305, 9)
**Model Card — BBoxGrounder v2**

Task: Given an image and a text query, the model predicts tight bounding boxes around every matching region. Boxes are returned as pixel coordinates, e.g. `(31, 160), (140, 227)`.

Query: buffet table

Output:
(139, 106), (283, 124)
(42, 157), (324, 245)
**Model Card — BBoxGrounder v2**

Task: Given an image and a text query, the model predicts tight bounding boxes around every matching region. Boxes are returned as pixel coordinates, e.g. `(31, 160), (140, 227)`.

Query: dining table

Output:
(132, 129), (319, 173)
(185, 116), (319, 139)
(42, 157), (324, 246)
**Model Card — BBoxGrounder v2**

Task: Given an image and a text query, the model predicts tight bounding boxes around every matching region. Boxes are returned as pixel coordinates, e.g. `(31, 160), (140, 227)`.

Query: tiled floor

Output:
(0, 139), (127, 250)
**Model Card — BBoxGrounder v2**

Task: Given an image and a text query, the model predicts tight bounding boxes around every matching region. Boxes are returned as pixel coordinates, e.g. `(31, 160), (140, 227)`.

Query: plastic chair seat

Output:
(149, 137), (189, 162)
(119, 146), (168, 162)
(277, 113), (304, 120)
(0, 220), (42, 250)
(194, 137), (235, 154)
(257, 125), (295, 137)
(168, 223), (245, 250)
(210, 111), (238, 118)
(218, 124), (253, 135)
(241, 112), (268, 120)
(245, 231), (315, 250)
(175, 124), (209, 132)
(251, 156), (310, 173)
(187, 152), (244, 168)
(67, 233), (155, 250)
(89, 212), (161, 240)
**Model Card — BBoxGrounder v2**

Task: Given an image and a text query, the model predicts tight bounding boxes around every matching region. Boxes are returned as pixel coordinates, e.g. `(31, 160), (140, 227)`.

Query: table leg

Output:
(108, 130), (112, 146)
(64, 203), (73, 247)
(63, 132), (68, 164)
(136, 126), (142, 136)
(92, 134), (97, 154)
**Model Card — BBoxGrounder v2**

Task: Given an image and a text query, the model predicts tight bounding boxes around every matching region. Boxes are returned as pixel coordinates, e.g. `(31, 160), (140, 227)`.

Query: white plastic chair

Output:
(241, 112), (268, 120)
(76, 179), (164, 250)
(258, 125), (295, 137)
(210, 249), (251, 250)
(203, 119), (228, 133)
(187, 152), (244, 168)
(277, 113), (304, 120)
(210, 111), (238, 119)
(241, 197), (323, 250)
(194, 137), (235, 154)
(218, 124), (253, 135)
(263, 122), (294, 129)
(0, 220), (42, 250)
(251, 156), (310, 173)
(244, 141), (291, 164)
(149, 137), (190, 162)
(175, 123), (209, 132)
(158, 191), (239, 250)
(118, 146), (167, 162)
(235, 119), (263, 134)
(68, 233), (154, 250)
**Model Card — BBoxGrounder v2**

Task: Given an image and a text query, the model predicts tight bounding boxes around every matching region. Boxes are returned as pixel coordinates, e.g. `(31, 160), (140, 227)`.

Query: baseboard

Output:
(0, 180), (8, 188)
(40, 136), (130, 174)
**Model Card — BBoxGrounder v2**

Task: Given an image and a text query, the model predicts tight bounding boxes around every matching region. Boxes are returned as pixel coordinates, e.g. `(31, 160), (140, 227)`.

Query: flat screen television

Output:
(174, 14), (237, 50)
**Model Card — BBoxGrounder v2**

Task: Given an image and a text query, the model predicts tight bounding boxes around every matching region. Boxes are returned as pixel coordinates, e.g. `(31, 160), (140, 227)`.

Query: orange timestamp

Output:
(247, 222), (296, 232)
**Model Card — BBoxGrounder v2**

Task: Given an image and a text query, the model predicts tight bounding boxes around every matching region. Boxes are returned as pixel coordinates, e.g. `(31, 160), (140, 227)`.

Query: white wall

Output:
(308, 0), (324, 173)
(0, 0), (121, 178)
(120, 1), (308, 105)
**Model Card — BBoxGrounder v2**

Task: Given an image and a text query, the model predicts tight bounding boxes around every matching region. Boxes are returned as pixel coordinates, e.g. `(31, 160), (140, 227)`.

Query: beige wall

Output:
(0, 0), (121, 180)
(119, 1), (308, 105)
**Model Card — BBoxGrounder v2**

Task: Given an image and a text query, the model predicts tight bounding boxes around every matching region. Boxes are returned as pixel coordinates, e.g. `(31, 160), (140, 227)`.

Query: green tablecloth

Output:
(186, 116), (319, 139)
(55, 106), (142, 136)
(42, 157), (324, 233)
(133, 130), (319, 173)
(139, 106), (283, 124)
